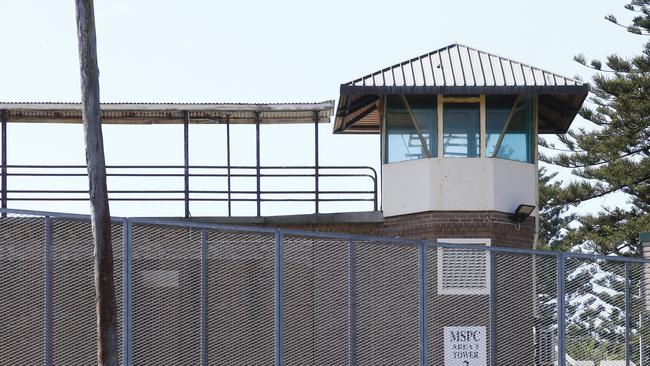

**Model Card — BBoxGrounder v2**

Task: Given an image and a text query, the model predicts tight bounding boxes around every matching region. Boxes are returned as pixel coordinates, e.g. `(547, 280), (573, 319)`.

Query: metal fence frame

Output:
(1, 207), (648, 366)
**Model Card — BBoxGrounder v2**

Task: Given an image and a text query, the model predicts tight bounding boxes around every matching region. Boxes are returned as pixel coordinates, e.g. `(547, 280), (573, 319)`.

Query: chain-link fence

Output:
(0, 208), (648, 366)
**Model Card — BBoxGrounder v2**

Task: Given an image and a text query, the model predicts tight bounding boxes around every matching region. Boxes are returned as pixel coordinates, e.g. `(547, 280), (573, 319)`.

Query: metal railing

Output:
(0, 207), (647, 366)
(2, 164), (378, 216)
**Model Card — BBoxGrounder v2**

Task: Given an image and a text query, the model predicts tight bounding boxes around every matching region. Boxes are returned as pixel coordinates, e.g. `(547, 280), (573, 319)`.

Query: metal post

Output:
(226, 115), (232, 217)
(1, 110), (7, 217)
(348, 240), (357, 366)
(122, 219), (133, 366)
(274, 230), (284, 366)
(255, 112), (261, 217)
(490, 250), (497, 366)
(373, 177), (378, 212)
(418, 240), (428, 366)
(313, 111), (319, 214)
(200, 229), (209, 366)
(625, 262), (632, 366)
(44, 216), (53, 366)
(557, 253), (566, 366)
(184, 111), (190, 218)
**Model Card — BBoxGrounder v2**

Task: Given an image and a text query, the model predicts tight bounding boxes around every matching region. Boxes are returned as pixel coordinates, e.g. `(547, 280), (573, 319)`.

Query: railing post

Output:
(625, 261), (632, 366)
(1, 109), (7, 217)
(122, 218), (133, 366)
(183, 111), (190, 218)
(373, 174), (378, 212)
(226, 115), (232, 217)
(44, 216), (53, 366)
(313, 111), (319, 214)
(557, 252), (566, 366)
(255, 112), (261, 217)
(348, 239), (357, 366)
(418, 240), (428, 366)
(490, 250), (497, 366)
(274, 230), (284, 366)
(200, 229), (209, 366)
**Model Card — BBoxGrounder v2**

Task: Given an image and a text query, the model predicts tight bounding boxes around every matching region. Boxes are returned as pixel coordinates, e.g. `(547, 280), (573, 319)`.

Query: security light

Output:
(510, 204), (535, 222)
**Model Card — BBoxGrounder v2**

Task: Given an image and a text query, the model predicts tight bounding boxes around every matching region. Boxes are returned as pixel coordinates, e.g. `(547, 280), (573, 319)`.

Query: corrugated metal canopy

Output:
(335, 44), (588, 134)
(0, 101), (334, 124)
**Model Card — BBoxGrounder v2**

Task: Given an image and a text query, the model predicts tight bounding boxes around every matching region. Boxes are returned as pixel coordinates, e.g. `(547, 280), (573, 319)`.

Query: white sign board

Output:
(444, 326), (487, 366)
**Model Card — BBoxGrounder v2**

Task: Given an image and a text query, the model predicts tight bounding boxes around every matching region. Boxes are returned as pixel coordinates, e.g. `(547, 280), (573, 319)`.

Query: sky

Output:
(0, 0), (643, 217)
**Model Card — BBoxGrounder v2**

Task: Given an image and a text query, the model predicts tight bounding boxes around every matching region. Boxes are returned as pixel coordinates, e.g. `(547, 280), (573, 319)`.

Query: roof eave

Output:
(340, 84), (588, 96)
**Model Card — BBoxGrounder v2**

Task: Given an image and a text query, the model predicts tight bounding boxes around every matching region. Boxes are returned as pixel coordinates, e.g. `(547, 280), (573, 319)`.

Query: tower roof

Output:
(335, 44), (588, 134)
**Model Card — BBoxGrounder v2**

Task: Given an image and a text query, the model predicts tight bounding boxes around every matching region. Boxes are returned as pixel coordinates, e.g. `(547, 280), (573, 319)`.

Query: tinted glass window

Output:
(443, 103), (480, 158)
(385, 95), (437, 163)
(486, 95), (534, 163)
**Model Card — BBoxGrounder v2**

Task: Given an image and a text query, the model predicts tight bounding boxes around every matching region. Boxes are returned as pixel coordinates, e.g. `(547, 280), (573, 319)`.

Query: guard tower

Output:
(335, 44), (588, 248)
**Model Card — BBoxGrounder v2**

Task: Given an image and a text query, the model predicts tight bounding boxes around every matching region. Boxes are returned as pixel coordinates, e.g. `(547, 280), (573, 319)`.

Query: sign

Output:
(444, 326), (487, 366)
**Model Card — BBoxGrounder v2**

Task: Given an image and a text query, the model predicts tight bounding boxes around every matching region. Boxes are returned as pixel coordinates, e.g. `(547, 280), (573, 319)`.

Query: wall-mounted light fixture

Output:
(510, 204), (535, 222)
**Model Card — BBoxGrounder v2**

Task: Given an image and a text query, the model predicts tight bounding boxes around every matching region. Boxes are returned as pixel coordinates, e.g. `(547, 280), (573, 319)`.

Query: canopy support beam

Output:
(184, 111), (190, 218)
(314, 111), (320, 214)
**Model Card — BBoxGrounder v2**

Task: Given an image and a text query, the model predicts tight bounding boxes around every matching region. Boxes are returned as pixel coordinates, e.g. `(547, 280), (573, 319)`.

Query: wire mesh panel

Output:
(207, 230), (275, 365)
(564, 257), (628, 364)
(428, 245), (491, 365)
(0, 216), (45, 365)
(283, 235), (349, 365)
(356, 241), (419, 365)
(50, 219), (123, 365)
(533, 253), (559, 366)
(494, 251), (536, 365)
(630, 262), (648, 365)
(131, 224), (201, 365)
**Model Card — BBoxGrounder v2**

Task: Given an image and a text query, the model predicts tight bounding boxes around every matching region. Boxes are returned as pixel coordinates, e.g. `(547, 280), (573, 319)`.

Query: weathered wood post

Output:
(74, 1), (119, 365)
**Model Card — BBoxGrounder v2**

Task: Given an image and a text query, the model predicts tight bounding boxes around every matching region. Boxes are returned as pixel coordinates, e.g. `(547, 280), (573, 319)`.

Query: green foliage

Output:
(539, 0), (650, 255)
(537, 3), (650, 362)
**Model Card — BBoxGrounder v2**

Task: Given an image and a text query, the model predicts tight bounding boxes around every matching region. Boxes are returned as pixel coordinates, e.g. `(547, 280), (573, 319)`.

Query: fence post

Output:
(490, 250), (497, 366)
(418, 240), (428, 366)
(200, 229), (208, 366)
(625, 261), (632, 366)
(122, 219), (133, 366)
(44, 216), (53, 366)
(557, 252), (566, 366)
(348, 239), (357, 366)
(274, 230), (284, 366)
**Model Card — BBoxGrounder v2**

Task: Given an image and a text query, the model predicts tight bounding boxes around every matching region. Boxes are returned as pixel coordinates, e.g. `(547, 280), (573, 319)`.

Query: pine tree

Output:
(537, 3), (650, 362)
(540, 0), (650, 256)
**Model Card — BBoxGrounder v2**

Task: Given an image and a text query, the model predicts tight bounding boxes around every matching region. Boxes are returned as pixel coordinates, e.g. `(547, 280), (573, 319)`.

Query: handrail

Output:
(2, 164), (379, 216)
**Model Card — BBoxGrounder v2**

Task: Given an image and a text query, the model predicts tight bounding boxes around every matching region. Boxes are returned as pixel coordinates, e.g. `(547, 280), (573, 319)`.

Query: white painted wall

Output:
(382, 158), (536, 217)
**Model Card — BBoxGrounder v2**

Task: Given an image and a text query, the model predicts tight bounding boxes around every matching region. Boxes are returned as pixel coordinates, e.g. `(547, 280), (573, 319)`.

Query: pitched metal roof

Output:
(0, 101), (334, 124)
(335, 44), (589, 134)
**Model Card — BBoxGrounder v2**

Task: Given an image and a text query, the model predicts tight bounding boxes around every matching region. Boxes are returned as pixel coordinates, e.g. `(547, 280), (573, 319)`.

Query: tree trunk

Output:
(74, 1), (119, 365)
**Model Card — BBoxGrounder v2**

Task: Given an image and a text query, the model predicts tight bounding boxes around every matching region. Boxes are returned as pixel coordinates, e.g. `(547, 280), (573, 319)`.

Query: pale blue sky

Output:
(0, 0), (641, 216)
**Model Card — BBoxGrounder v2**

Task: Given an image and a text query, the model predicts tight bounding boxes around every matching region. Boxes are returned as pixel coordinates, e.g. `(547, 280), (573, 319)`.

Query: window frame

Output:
(382, 94), (538, 164)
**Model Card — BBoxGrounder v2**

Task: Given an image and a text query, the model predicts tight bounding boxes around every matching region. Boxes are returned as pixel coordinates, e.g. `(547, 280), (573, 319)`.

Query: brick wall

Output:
(275, 210), (536, 249)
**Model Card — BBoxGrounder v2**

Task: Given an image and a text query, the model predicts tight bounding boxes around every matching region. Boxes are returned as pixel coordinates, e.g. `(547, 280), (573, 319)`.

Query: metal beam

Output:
(122, 219), (133, 366)
(226, 115), (232, 217)
(44, 216), (53, 366)
(557, 253), (566, 366)
(200, 229), (209, 366)
(255, 112), (261, 217)
(274, 230), (284, 366)
(625, 262), (632, 366)
(1, 109), (7, 216)
(314, 111), (320, 214)
(490, 250), (497, 366)
(348, 240), (357, 366)
(184, 111), (190, 218)
(418, 240), (428, 365)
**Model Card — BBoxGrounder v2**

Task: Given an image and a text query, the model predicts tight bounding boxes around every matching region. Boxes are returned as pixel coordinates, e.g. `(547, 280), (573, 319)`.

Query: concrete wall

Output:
(382, 158), (537, 217)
